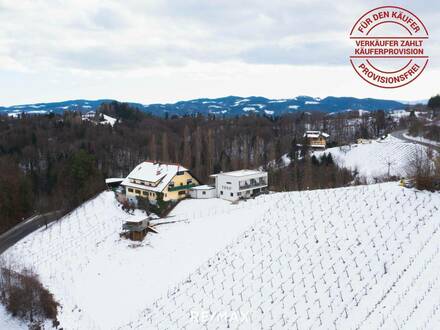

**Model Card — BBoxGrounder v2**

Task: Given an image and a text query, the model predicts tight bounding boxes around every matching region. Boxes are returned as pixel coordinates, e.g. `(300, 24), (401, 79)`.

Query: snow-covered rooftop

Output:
(190, 185), (215, 190)
(217, 169), (266, 177)
(105, 178), (123, 184)
(122, 161), (188, 192)
(304, 130), (330, 138)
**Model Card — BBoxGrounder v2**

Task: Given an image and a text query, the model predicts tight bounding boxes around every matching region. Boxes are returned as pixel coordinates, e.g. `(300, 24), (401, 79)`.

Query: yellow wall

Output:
(125, 171), (198, 202)
(163, 171), (198, 201)
(126, 187), (158, 201)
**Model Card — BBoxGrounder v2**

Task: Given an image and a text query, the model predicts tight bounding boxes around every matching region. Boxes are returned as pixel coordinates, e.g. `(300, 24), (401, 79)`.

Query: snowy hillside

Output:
(2, 191), (277, 329)
(2, 183), (440, 329)
(313, 136), (426, 180)
(131, 184), (440, 329)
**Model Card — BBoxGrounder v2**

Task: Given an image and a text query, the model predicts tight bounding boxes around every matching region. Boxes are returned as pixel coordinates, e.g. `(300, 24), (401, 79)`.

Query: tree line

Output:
(0, 101), (397, 234)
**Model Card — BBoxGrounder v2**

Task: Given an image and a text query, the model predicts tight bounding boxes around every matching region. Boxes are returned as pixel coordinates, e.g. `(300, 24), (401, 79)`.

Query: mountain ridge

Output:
(0, 95), (410, 117)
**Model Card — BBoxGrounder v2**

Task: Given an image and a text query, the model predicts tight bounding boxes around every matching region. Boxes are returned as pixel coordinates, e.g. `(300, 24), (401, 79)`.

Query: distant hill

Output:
(0, 96), (407, 118)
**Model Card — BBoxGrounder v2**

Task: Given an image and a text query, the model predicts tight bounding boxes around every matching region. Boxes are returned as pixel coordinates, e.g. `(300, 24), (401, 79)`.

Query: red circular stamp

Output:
(349, 6), (429, 88)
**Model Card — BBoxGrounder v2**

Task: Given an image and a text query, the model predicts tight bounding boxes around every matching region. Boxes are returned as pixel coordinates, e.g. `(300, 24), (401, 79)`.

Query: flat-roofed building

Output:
(211, 170), (268, 202)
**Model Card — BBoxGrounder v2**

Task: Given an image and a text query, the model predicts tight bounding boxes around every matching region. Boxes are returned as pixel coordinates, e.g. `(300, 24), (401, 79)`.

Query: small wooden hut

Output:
(122, 218), (151, 241)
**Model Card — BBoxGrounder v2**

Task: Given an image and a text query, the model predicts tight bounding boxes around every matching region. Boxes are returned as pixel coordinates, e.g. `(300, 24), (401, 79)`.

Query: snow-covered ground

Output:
(0, 305), (26, 330)
(2, 183), (440, 329)
(100, 114), (117, 126)
(2, 192), (277, 329)
(130, 183), (440, 329)
(313, 136), (425, 180)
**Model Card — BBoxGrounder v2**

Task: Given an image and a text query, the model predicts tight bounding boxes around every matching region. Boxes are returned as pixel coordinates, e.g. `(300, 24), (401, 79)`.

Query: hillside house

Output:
(211, 170), (268, 202)
(121, 161), (199, 204)
(304, 131), (330, 148)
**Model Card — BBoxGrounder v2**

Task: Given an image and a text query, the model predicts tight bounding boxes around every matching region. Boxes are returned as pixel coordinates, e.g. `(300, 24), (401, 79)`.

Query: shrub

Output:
(135, 193), (176, 218)
(0, 262), (59, 327)
(405, 147), (440, 191)
(415, 176), (440, 191)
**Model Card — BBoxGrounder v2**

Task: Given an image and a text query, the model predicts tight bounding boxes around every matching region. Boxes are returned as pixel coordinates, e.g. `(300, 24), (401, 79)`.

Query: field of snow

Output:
(130, 183), (440, 329)
(314, 136), (425, 180)
(101, 114), (117, 126)
(2, 183), (440, 329)
(0, 305), (25, 329)
(2, 191), (277, 329)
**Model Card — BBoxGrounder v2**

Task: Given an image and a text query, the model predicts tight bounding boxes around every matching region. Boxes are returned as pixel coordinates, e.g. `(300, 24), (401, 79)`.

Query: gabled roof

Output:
(121, 161), (188, 192)
(304, 130), (330, 138)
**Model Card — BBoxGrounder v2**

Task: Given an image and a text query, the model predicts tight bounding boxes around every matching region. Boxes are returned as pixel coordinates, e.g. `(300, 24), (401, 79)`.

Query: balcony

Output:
(168, 183), (196, 192)
(239, 179), (267, 190)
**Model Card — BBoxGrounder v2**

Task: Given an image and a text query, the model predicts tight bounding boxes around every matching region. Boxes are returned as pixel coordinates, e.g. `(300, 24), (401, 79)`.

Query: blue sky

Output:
(0, 0), (439, 105)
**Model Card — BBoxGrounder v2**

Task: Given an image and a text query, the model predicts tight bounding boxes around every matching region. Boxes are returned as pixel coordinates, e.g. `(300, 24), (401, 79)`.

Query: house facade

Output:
(211, 170), (268, 202)
(304, 131), (330, 148)
(121, 161), (198, 204)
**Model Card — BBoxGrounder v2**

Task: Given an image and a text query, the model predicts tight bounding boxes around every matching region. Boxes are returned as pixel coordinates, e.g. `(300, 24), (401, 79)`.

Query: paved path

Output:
(391, 129), (440, 150)
(0, 210), (64, 255)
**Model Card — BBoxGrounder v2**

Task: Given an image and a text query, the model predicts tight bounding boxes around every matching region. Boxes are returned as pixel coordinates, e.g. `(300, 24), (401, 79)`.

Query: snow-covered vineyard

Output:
(2, 183), (440, 329)
(129, 184), (440, 330)
(313, 136), (425, 180)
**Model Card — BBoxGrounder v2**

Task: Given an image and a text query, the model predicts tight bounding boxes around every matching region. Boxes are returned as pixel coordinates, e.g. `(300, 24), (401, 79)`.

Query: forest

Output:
(0, 101), (405, 234)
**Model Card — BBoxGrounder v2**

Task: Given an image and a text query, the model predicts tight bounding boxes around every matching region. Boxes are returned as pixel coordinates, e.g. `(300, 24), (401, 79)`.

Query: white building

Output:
(83, 111), (96, 119)
(211, 170), (268, 202)
(189, 185), (216, 199)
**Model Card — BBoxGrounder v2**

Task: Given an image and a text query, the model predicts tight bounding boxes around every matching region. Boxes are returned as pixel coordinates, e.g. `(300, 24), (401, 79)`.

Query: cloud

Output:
(0, 0), (438, 104)
(0, 0), (437, 72)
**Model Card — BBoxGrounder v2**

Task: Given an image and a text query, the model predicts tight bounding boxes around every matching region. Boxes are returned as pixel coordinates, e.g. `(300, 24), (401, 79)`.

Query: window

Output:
(202, 191), (206, 195)
(143, 191), (148, 196)
(169, 182), (174, 188)
(135, 189), (140, 194)
(226, 181), (231, 184)
(230, 193), (234, 197)
(128, 188), (134, 193)
(180, 182), (183, 186)
(220, 191), (223, 195)
(187, 179), (193, 184)
(237, 192), (241, 196)
(177, 171), (185, 175)
(164, 193), (167, 198)
(178, 191), (186, 195)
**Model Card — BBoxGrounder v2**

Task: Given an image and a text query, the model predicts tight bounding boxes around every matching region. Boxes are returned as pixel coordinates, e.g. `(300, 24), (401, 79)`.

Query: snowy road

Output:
(391, 129), (440, 150)
(0, 210), (63, 255)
